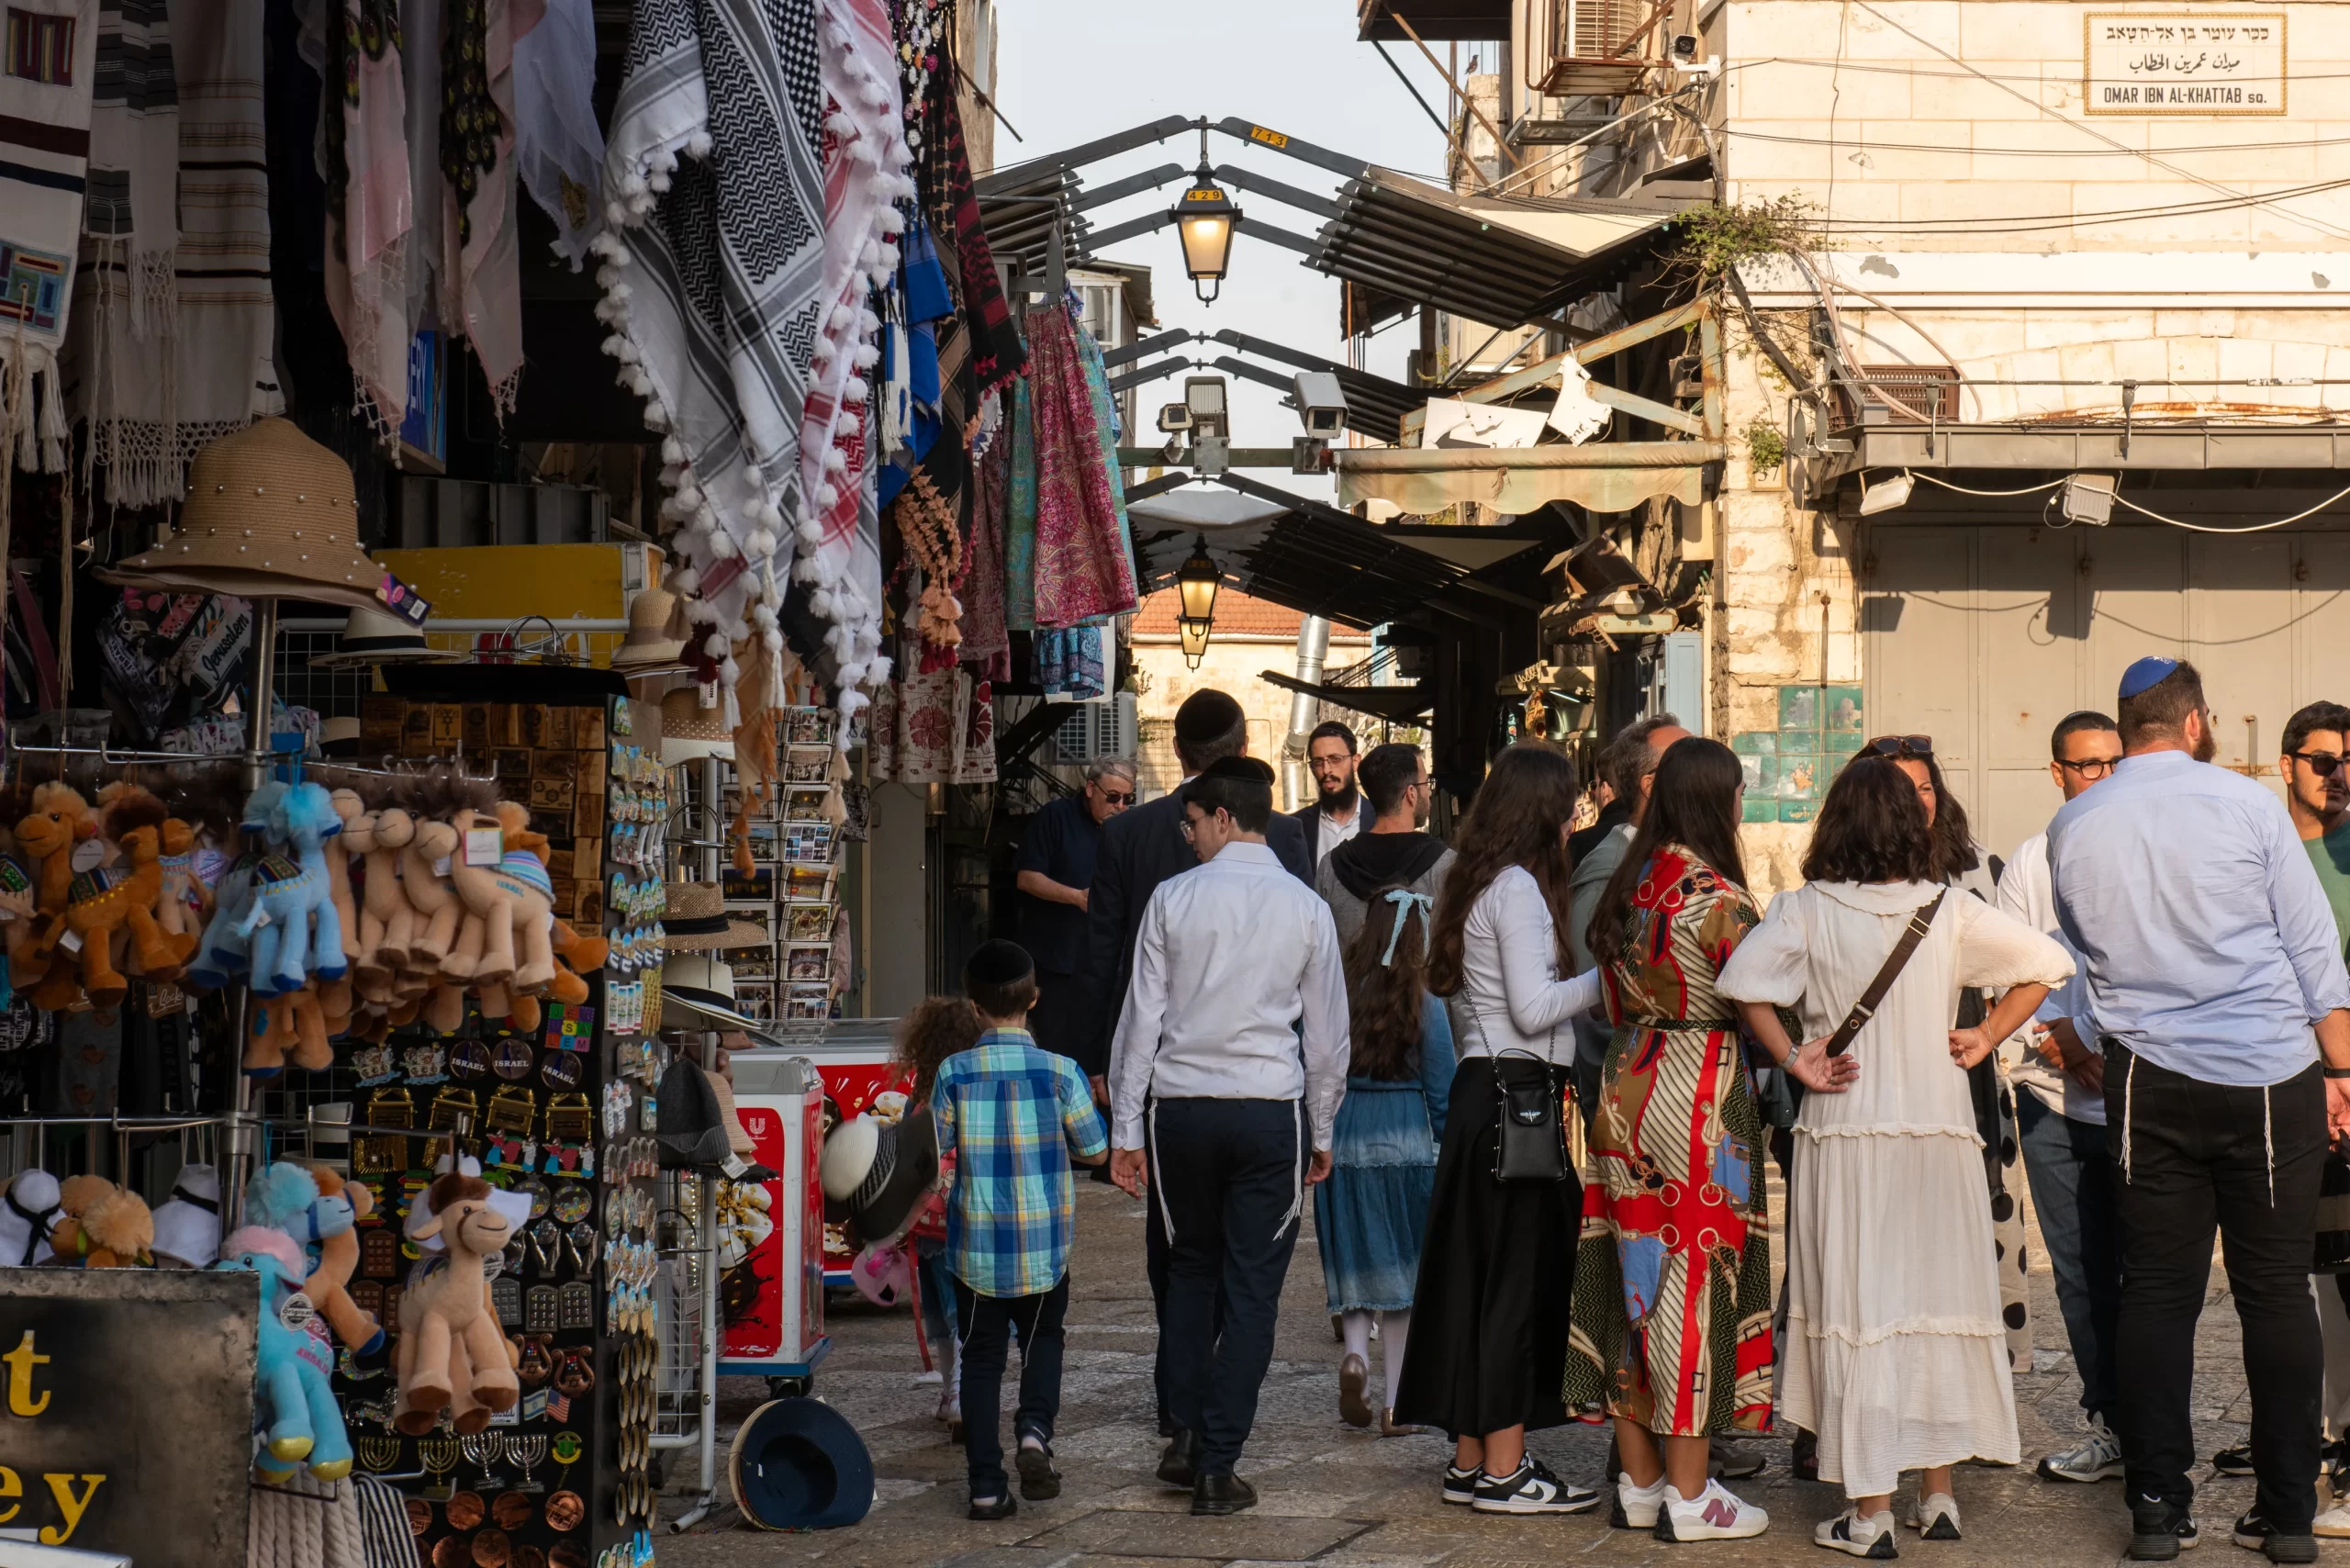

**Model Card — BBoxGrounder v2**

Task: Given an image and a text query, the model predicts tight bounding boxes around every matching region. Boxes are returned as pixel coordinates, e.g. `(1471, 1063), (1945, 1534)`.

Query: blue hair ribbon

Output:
(1380, 889), (1434, 967)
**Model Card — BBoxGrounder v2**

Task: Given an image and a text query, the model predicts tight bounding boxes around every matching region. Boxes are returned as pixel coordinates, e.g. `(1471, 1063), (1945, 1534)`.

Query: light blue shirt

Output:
(2047, 748), (2350, 1087)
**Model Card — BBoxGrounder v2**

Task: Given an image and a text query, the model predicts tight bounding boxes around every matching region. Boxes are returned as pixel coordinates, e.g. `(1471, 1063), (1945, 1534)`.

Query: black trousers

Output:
(1030, 967), (1091, 1073)
(1151, 1095), (1305, 1473)
(952, 1275), (1071, 1496)
(2107, 1043), (2325, 1526)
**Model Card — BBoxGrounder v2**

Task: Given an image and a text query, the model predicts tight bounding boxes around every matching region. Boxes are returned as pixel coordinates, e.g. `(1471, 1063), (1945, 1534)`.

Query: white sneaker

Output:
(1817, 1507), (1900, 1558)
(1658, 1480), (1770, 1541)
(1613, 1472), (1669, 1530)
(2038, 1416), (2125, 1484)
(2316, 1490), (2350, 1540)
(1909, 1492), (1961, 1540)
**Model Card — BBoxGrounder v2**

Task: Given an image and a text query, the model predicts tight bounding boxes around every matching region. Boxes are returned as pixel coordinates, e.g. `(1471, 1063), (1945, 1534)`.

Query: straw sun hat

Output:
(98, 419), (386, 610)
(660, 687), (733, 766)
(610, 588), (687, 674)
(661, 881), (768, 952)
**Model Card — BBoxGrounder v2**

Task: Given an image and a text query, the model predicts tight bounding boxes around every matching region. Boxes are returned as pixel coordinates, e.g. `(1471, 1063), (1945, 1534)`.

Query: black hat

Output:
(655, 1056), (730, 1170)
(729, 1396), (875, 1530)
(1173, 689), (1245, 745)
(1201, 756), (1274, 785)
(963, 939), (1034, 991)
(817, 1106), (940, 1246)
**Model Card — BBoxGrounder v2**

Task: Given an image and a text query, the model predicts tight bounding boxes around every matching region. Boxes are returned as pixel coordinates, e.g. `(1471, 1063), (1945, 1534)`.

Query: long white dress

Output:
(1716, 879), (2073, 1498)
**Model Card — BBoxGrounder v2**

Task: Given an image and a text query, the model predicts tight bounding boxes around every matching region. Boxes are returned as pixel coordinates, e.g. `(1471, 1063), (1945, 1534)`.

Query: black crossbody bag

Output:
(1824, 890), (1948, 1058)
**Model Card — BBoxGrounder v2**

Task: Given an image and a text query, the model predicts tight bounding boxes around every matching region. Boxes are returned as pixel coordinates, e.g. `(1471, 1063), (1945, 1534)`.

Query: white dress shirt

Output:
(1315, 802), (1361, 866)
(1449, 866), (1604, 1066)
(1109, 840), (1351, 1150)
(1993, 830), (2104, 1126)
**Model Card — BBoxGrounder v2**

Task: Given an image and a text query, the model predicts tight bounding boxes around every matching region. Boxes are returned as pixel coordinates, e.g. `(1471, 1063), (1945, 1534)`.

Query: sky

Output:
(990, 1), (1478, 499)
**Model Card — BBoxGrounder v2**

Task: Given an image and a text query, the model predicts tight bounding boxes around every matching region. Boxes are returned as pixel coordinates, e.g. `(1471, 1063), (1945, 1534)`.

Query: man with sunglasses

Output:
(1015, 757), (1137, 1071)
(1993, 711), (2126, 1487)
(2048, 658), (2350, 1564)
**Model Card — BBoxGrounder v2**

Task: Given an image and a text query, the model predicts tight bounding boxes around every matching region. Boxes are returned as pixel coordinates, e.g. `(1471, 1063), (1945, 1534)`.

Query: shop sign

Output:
(2085, 13), (2286, 114)
(0, 1269), (256, 1567)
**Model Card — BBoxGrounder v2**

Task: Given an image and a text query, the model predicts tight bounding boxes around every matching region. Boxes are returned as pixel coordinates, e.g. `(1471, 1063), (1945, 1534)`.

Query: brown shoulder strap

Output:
(1825, 889), (1948, 1058)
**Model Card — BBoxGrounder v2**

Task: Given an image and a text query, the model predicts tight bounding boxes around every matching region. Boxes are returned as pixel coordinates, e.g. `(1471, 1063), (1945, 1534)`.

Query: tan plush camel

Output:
(302, 1165), (383, 1353)
(395, 1173), (520, 1435)
(41, 786), (181, 1009)
(445, 803), (555, 996)
(344, 808), (417, 998)
(401, 819), (476, 980)
(15, 783), (93, 989)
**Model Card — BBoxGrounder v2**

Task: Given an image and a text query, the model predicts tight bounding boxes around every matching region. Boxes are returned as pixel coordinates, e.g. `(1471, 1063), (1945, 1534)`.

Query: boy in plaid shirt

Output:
(931, 939), (1110, 1519)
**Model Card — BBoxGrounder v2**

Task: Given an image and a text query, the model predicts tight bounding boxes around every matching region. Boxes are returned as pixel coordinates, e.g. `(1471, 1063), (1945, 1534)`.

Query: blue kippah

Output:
(2119, 655), (2180, 700)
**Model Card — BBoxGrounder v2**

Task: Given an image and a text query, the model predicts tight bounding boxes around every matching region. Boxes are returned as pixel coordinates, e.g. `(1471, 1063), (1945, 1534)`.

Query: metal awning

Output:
(1259, 668), (1434, 722)
(1812, 420), (2350, 480)
(1337, 442), (1722, 513)
(1356, 0), (1510, 40)
(1309, 169), (1695, 332)
(1128, 484), (1538, 630)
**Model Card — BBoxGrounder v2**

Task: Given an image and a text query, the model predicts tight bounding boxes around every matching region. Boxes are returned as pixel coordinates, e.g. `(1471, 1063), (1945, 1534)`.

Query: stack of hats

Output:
(817, 1103), (938, 1249)
(151, 1165), (223, 1268)
(658, 881), (769, 1031)
(661, 687), (734, 767)
(97, 419), (388, 610)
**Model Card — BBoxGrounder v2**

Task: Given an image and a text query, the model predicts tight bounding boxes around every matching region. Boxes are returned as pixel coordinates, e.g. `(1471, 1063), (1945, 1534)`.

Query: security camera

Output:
(1292, 371), (1348, 436)
(1158, 402), (1193, 433)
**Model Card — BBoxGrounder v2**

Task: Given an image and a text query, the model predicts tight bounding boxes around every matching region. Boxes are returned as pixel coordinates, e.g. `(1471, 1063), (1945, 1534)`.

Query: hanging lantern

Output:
(1169, 165), (1241, 305)
(1179, 616), (1212, 669)
(1176, 539), (1221, 624)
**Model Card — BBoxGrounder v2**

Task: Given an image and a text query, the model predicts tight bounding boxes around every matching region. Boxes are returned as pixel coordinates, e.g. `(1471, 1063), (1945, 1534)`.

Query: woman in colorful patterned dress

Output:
(1565, 737), (1854, 1541)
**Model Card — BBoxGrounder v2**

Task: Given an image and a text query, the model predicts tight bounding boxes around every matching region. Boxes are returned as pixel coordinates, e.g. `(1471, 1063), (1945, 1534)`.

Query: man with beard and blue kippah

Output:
(2048, 655), (2350, 1565)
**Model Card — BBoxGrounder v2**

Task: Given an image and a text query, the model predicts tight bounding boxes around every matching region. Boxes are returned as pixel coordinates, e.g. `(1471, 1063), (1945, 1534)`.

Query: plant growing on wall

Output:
(1666, 195), (1823, 287)
(1746, 416), (1786, 476)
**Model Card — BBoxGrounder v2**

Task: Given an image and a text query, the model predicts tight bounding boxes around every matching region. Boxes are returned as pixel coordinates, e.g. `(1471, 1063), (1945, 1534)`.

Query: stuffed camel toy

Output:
(394, 1171), (520, 1434)
(47, 1175), (153, 1268)
(243, 1162), (382, 1353)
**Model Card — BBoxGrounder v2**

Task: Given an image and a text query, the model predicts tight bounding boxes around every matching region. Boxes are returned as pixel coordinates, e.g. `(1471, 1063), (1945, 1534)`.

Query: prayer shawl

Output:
(84, 0), (177, 330)
(322, 0), (411, 432)
(0, 0), (99, 475)
(73, 0), (280, 504)
(1025, 299), (1136, 627)
(596, 0), (826, 715)
(790, 0), (913, 715)
(509, 0), (603, 267)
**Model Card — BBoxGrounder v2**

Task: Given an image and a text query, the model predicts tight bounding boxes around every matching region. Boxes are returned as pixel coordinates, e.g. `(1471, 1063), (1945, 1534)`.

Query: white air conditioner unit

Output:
(1052, 692), (1138, 767)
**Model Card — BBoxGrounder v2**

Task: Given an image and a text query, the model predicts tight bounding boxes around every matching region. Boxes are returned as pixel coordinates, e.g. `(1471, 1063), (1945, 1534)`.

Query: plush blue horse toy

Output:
(240, 782), (348, 998)
(185, 782), (285, 991)
(218, 1221), (352, 1482)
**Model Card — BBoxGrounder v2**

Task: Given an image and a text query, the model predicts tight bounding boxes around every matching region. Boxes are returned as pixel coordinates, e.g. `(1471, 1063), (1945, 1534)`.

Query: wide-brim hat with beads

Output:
(661, 881), (769, 952)
(98, 419), (385, 610)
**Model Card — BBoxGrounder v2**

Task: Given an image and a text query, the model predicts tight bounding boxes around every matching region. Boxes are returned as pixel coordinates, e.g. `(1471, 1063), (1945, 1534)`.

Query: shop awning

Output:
(1336, 442), (1722, 513)
(1356, 0), (1511, 40)
(1812, 420), (2350, 480)
(1258, 668), (1434, 722)
(1129, 484), (1536, 630)
(1309, 169), (1695, 332)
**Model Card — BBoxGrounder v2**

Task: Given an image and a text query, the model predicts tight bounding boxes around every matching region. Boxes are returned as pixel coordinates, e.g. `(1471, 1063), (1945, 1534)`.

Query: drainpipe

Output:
(1282, 616), (1331, 811)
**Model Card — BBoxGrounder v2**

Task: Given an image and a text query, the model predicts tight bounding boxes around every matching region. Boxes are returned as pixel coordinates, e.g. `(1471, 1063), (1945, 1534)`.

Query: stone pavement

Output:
(658, 1175), (2283, 1567)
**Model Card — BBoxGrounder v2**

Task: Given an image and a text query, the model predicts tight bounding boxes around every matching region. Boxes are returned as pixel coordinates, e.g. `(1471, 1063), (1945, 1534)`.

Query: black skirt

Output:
(1391, 1054), (1579, 1439)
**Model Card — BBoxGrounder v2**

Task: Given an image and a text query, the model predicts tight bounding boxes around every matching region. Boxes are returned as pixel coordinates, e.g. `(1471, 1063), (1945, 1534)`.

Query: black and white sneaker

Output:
(1441, 1462), (1480, 1506)
(1471, 1457), (1602, 1515)
(2232, 1510), (2317, 1563)
(2211, 1444), (2255, 1478)
(2129, 1495), (2200, 1561)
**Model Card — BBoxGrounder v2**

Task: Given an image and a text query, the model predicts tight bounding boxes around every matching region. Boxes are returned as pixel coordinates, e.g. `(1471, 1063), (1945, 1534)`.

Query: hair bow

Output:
(1381, 889), (1434, 967)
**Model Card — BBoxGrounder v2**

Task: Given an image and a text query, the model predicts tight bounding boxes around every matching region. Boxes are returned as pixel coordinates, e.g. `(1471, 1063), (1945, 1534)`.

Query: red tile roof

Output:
(1131, 588), (1371, 639)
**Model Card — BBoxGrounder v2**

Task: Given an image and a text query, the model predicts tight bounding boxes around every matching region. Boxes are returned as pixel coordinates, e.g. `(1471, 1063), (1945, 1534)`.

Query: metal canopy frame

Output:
(1100, 327), (1422, 442)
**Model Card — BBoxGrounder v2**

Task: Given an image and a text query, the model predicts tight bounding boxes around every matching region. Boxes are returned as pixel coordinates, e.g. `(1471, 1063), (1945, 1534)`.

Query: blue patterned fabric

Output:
(932, 1026), (1108, 1297)
(1315, 993), (1454, 1313)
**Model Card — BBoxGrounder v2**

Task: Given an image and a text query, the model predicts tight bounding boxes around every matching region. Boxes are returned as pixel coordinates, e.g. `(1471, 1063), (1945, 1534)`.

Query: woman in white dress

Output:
(1718, 755), (2073, 1557)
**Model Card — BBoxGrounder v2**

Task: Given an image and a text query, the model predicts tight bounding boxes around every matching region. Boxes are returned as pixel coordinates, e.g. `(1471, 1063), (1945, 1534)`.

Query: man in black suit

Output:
(1072, 688), (1309, 1434)
(1288, 720), (1362, 875)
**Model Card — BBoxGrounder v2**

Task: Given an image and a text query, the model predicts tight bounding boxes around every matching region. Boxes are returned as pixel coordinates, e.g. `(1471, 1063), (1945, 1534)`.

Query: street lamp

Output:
(1170, 162), (1241, 305)
(1177, 538), (1220, 669)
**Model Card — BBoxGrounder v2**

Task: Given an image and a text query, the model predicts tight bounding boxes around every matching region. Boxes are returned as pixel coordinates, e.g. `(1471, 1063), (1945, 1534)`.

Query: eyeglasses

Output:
(2056, 756), (2121, 779)
(1864, 734), (1933, 759)
(2291, 750), (2348, 778)
(1099, 790), (1136, 805)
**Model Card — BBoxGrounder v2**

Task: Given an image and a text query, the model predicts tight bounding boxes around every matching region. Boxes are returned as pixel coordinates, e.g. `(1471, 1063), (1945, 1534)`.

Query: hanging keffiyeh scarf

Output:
(447, 0), (521, 409)
(0, 0), (99, 476)
(509, 0), (603, 266)
(597, 0), (827, 713)
(321, 0), (411, 432)
(789, 0), (913, 714)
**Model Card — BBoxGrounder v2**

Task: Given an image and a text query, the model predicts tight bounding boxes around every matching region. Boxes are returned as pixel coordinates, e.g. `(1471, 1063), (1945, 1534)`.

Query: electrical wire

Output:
(2109, 481), (2350, 532)
(1725, 126), (2350, 160)
(1804, 174), (2350, 233)
(1907, 472), (2069, 498)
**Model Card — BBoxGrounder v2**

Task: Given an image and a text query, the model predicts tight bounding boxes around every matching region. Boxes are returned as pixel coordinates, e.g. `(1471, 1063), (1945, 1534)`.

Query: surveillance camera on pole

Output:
(1291, 371), (1348, 436)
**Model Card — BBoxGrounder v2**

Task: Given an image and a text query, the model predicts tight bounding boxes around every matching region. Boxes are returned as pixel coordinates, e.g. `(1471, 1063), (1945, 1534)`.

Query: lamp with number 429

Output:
(1171, 163), (1241, 305)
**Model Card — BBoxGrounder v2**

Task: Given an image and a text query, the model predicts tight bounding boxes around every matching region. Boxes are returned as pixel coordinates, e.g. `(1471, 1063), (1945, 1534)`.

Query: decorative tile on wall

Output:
(1736, 685), (1863, 823)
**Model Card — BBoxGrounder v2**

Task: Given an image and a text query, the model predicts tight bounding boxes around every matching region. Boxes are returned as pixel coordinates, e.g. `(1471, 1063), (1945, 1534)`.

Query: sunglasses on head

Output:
(2292, 750), (2348, 778)
(1864, 734), (1933, 759)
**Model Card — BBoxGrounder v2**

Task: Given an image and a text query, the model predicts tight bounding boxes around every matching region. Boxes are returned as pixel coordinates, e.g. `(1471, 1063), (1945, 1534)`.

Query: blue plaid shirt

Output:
(931, 1027), (1109, 1298)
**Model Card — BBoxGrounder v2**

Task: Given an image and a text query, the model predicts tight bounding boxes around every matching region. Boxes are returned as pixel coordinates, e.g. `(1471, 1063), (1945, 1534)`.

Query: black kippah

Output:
(1201, 756), (1274, 785)
(1173, 689), (1245, 745)
(963, 939), (1035, 991)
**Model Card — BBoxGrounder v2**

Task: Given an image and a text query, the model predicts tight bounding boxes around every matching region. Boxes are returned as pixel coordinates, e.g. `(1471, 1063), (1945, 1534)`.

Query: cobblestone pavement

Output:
(659, 1175), (2280, 1567)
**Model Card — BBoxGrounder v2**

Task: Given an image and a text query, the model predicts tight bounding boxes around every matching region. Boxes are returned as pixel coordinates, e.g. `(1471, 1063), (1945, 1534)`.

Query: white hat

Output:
(313, 603), (464, 668)
(151, 1164), (223, 1267)
(0, 1170), (60, 1268)
(407, 1156), (533, 1252)
(660, 688), (733, 766)
(660, 951), (761, 1031)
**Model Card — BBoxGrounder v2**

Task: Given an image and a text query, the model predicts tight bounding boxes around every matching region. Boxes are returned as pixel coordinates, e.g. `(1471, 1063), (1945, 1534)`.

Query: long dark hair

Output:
(1586, 736), (1750, 966)
(894, 996), (981, 1104)
(1427, 744), (1579, 996)
(1343, 887), (1435, 1081)
(1911, 749), (1979, 879)
(1805, 756), (1939, 884)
